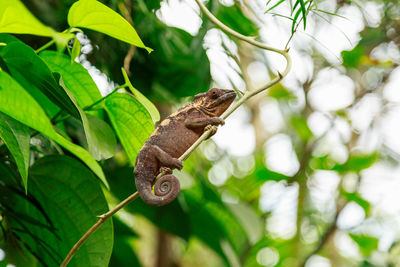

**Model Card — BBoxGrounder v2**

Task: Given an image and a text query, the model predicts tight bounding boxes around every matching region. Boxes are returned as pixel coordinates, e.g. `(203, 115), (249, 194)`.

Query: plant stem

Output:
(52, 85), (126, 125)
(60, 0), (292, 265)
(59, 192), (139, 267)
(35, 40), (55, 54)
(84, 84), (126, 111)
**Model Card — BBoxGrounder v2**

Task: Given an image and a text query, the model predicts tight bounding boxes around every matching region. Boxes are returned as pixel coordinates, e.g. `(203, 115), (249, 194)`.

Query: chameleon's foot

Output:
(210, 117), (225, 126)
(205, 125), (218, 136)
(159, 166), (173, 175)
(172, 158), (183, 170)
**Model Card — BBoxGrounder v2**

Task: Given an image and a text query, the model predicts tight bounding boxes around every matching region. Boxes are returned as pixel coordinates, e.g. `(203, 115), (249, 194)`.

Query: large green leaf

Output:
(0, 70), (107, 187)
(0, 112), (30, 191)
(57, 76), (116, 161)
(85, 114), (116, 160)
(0, 0), (73, 45)
(130, 85), (160, 123)
(68, 0), (152, 53)
(109, 218), (140, 267)
(0, 40), (80, 118)
(9, 155), (113, 266)
(104, 93), (154, 164)
(39, 51), (102, 108)
(0, 0), (51, 36)
(227, 203), (263, 245)
(0, 162), (40, 267)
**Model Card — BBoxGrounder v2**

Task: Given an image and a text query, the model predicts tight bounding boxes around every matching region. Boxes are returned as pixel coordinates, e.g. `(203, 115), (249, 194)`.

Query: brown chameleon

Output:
(134, 88), (236, 206)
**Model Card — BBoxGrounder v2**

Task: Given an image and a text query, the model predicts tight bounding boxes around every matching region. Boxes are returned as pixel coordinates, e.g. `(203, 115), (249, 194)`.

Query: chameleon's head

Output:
(193, 88), (236, 116)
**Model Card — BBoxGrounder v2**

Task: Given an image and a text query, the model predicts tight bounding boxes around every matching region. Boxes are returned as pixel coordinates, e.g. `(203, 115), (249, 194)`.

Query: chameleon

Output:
(134, 88), (236, 206)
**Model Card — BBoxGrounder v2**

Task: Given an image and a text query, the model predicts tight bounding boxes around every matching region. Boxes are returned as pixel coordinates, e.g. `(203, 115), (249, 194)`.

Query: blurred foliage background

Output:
(1, 0), (400, 266)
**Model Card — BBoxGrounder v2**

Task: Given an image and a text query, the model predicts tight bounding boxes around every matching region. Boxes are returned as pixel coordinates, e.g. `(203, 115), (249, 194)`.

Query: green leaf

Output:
(0, 40), (80, 118)
(349, 233), (378, 257)
(105, 93), (154, 164)
(268, 84), (295, 100)
(0, 33), (20, 44)
(0, 0), (53, 37)
(290, 115), (313, 141)
(359, 27), (386, 48)
(310, 155), (337, 170)
(122, 68), (160, 123)
(110, 218), (140, 267)
(85, 114), (116, 160)
(291, 8), (302, 33)
(217, 4), (258, 36)
(315, 9), (348, 20)
(68, 0), (152, 53)
(11, 155), (113, 266)
(57, 75), (116, 161)
(71, 37), (81, 63)
(266, 0), (286, 13)
(39, 51), (102, 108)
(0, 70), (107, 187)
(227, 203), (263, 244)
(341, 190), (371, 216)
(342, 45), (365, 68)
(298, 0), (307, 30)
(336, 153), (378, 172)
(0, 112), (30, 191)
(0, 0), (73, 45)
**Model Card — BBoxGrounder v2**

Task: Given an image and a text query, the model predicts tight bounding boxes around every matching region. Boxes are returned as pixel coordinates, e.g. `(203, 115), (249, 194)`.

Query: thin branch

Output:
(118, 0), (136, 76)
(60, 0), (292, 265)
(60, 192), (139, 267)
(193, 0), (289, 58)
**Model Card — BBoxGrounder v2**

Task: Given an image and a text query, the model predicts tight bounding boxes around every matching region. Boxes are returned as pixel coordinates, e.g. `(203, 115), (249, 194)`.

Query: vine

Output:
(60, 0), (291, 266)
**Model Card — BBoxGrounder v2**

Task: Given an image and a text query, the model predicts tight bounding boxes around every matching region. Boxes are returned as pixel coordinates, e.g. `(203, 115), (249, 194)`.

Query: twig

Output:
(60, 192), (139, 267)
(60, 0), (292, 265)
(118, 0), (136, 76)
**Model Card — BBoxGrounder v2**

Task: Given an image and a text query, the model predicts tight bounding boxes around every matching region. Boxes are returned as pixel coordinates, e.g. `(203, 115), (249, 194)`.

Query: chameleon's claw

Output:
(205, 125), (218, 137)
(172, 158), (183, 170)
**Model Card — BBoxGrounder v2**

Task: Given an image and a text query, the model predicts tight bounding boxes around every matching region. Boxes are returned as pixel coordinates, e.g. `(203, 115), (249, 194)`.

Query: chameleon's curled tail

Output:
(136, 175), (180, 206)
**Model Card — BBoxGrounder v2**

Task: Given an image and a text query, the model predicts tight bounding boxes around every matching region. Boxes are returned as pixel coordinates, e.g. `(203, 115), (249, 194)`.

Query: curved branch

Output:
(61, 1), (292, 266)
(60, 192), (139, 266)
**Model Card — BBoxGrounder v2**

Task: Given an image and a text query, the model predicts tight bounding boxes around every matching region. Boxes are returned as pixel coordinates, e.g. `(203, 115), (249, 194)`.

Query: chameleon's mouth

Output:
(209, 90), (236, 108)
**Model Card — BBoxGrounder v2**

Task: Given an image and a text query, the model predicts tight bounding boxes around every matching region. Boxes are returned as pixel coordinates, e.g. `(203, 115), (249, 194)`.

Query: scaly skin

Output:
(134, 88), (236, 206)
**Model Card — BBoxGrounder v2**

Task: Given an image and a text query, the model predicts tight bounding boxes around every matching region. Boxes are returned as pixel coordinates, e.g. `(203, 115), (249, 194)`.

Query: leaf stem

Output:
(35, 40), (55, 54)
(52, 85), (126, 125)
(84, 84), (126, 111)
(60, 0), (292, 265)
